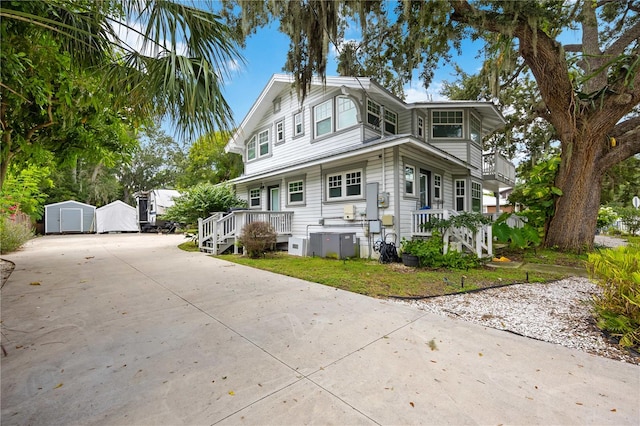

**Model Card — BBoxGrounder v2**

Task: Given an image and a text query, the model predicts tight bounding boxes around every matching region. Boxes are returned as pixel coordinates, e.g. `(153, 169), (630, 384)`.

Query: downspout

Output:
(393, 146), (401, 240)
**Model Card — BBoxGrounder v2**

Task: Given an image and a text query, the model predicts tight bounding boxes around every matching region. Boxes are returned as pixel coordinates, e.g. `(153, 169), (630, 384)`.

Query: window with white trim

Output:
(366, 99), (380, 126)
(327, 169), (363, 200)
(455, 179), (466, 211)
(258, 129), (269, 156)
(288, 180), (304, 204)
(417, 116), (424, 138)
(470, 114), (481, 144)
(247, 136), (256, 160)
(384, 109), (397, 134)
(275, 119), (285, 144)
(249, 188), (261, 208)
(405, 165), (415, 195)
(314, 99), (333, 137)
(337, 96), (357, 130)
(432, 110), (463, 138)
(433, 174), (442, 200)
(471, 181), (482, 212)
(294, 111), (304, 136)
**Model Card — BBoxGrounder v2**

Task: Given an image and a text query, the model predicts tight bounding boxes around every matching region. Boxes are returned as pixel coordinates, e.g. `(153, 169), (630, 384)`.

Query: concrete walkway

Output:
(1, 234), (638, 425)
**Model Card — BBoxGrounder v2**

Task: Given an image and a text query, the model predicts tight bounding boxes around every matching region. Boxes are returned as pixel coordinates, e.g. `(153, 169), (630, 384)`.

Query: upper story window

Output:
(337, 96), (357, 130)
(433, 174), (442, 200)
(470, 114), (481, 144)
(275, 119), (285, 144)
(327, 169), (362, 200)
(288, 180), (304, 204)
(432, 110), (463, 138)
(314, 99), (333, 137)
(417, 116), (424, 139)
(294, 111), (304, 136)
(405, 165), (415, 195)
(249, 188), (261, 208)
(247, 129), (270, 161)
(367, 99), (397, 134)
(384, 109), (397, 134)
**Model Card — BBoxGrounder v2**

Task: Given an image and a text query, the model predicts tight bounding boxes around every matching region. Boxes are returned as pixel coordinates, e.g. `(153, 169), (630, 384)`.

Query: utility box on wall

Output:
(288, 237), (307, 256)
(309, 233), (357, 259)
(343, 205), (356, 220)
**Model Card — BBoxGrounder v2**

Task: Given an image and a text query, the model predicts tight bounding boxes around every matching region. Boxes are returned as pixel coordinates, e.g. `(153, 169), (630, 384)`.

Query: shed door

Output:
(60, 208), (83, 232)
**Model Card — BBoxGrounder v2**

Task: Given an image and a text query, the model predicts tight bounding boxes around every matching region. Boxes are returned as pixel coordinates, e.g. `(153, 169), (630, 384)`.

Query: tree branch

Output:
(598, 124), (640, 172)
(563, 44), (583, 52)
(602, 20), (640, 59)
(25, 100), (55, 142)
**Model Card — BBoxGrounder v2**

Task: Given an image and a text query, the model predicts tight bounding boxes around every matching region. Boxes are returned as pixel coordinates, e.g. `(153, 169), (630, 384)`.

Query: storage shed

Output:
(95, 200), (138, 233)
(45, 200), (96, 234)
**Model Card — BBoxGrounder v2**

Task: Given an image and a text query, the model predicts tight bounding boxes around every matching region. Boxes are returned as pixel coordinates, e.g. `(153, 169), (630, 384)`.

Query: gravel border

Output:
(392, 276), (639, 365)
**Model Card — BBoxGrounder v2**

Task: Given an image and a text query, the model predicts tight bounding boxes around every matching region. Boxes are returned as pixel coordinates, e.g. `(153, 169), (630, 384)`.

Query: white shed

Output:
(45, 200), (96, 234)
(95, 200), (139, 233)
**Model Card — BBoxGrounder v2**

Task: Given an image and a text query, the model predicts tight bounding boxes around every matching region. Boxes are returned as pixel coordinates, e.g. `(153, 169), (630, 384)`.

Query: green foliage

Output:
(177, 131), (243, 188)
(401, 232), (481, 270)
(508, 155), (561, 232)
(588, 246), (640, 350)
(597, 206), (619, 230)
(420, 211), (492, 234)
(237, 221), (277, 259)
(163, 183), (246, 225)
(493, 213), (542, 249)
(0, 216), (34, 254)
(615, 207), (640, 235)
(0, 165), (52, 220)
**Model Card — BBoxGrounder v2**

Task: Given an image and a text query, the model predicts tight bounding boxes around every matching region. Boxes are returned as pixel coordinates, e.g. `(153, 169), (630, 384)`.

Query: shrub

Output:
(597, 206), (619, 230)
(238, 221), (277, 258)
(493, 213), (541, 249)
(164, 183), (246, 226)
(587, 245), (640, 350)
(0, 216), (34, 254)
(401, 232), (481, 269)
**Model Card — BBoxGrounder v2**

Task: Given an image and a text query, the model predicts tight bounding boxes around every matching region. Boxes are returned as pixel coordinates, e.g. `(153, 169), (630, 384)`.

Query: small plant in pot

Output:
(399, 238), (421, 267)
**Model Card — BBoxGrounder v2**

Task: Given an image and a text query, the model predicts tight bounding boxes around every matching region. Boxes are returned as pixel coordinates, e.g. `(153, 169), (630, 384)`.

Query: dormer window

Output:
(470, 114), (481, 144)
(337, 96), (357, 130)
(432, 110), (463, 138)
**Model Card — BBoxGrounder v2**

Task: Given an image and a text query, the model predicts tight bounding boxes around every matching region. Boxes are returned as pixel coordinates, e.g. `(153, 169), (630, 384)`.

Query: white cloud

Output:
(404, 80), (449, 103)
(111, 20), (188, 57)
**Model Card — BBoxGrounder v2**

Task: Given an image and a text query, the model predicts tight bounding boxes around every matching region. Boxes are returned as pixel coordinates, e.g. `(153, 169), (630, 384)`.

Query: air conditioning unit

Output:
(288, 237), (307, 256)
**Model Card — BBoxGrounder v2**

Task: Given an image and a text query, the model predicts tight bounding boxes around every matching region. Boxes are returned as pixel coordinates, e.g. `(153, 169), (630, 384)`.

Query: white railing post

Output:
(198, 218), (204, 251)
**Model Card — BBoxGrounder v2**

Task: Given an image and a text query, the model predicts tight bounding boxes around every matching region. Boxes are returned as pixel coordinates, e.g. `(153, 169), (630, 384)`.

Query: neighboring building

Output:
(45, 200), (96, 234)
(483, 188), (516, 214)
(201, 74), (515, 257)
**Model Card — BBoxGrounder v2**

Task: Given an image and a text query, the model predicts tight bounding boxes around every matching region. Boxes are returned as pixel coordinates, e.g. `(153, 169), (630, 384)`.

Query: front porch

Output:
(198, 210), (293, 254)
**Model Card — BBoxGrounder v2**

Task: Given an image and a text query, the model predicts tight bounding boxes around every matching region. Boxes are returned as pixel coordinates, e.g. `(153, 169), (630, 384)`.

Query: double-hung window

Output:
(275, 119), (285, 144)
(249, 188), (261, 208)
(327, 169), (362, 200)
(471, 182), (482, 212)
(247, 137), (257, 160)
(314, 100), (332, 137)
(433, 174), (442, 200)
(288, 180), (304, 204)
(366, 99), (380, 127)
(337, 96), (357, 130)
(470, 114), (481, 144)
(384, 109), (397, 134)
(405, 165), (415, 195)
(366, 99), (397, 134)
(417, 116), (424, 139)
(455, 179), (466, 211)
(294, 112), (304, 136)
(258, 129), (269, 156)
(432, 111), (463, 138)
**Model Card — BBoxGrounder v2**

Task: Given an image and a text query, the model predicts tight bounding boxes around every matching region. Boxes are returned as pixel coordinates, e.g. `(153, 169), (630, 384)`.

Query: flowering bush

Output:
(597, 206), (619, 230)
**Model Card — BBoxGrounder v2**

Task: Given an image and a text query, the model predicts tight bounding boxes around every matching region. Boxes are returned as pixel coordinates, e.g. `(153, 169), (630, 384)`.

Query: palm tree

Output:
(0, 0), (243, 188)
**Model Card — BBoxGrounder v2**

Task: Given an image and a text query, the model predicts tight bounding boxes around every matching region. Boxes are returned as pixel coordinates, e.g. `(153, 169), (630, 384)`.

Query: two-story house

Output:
(198, 74), (515, 258)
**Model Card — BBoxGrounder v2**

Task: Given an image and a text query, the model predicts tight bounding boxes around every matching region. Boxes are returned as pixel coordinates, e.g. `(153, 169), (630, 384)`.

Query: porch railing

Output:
(410, 209), (493, 258)
(198, 210), (293, 254)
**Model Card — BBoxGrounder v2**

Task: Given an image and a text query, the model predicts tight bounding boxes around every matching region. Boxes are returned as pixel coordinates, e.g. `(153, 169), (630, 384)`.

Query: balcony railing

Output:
(483, 152), (516, 186)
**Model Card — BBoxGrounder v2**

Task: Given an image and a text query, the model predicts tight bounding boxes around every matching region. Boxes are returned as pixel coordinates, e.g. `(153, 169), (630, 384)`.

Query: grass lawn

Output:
(181, 235), (637, 299)
(214, 251), (570, 298)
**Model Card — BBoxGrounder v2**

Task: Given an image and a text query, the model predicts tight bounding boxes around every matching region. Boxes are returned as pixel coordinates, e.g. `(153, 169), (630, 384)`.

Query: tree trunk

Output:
(544, 135), (603, 251)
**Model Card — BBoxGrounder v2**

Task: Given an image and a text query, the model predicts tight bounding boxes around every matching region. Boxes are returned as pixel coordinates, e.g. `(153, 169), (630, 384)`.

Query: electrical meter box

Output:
(309, 233), (357, 259)
(377, 192), (389, 208)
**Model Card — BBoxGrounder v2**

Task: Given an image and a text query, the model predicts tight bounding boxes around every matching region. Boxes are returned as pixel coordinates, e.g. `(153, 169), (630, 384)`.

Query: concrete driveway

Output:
(1, 234), (638, 425)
